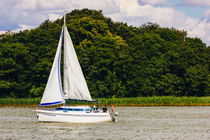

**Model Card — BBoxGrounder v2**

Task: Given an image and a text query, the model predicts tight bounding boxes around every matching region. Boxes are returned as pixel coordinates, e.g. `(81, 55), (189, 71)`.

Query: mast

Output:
(64, 11), (67, 28)
(63, 11), (68, 105)
(63, 11), (66, 91)
(63, 10), (68, 99)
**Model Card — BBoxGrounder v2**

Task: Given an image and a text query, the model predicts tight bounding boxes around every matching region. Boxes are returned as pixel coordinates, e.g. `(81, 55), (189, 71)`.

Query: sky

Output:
(0, 0), (210, 45)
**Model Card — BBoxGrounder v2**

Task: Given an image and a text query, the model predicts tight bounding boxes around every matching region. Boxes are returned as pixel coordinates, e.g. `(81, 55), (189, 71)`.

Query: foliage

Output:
(0, 9), (209, 98)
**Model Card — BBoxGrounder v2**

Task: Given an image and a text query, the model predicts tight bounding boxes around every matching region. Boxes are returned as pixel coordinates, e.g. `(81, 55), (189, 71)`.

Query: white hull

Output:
(36, 109), (113, 123)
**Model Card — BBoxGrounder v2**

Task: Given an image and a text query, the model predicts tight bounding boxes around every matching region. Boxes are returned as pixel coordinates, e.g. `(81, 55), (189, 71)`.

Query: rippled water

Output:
(0, 107), (209, 140)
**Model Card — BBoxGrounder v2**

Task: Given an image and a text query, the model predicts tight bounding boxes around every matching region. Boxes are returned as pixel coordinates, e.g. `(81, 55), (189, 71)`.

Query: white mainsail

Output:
(40, 27), (65, 105)
(63, 24), (92, 101)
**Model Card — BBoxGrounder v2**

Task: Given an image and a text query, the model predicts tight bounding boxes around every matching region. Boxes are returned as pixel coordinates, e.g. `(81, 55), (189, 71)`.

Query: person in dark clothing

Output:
(102, 105), (107, 113)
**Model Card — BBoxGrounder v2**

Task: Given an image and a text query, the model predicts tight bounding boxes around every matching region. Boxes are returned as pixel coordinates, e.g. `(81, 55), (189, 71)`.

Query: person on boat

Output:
(102, 105), (107, 113)
(93, 106), (96, 112)
(111, 105), (114, 112)
(96, 107), (100, 113)
(90, 106), (93, 112)
(93, 105), (98, 113)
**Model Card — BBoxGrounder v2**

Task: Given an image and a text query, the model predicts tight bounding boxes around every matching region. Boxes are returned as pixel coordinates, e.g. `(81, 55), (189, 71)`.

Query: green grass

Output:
(0, 97), (41, 106)
(97, 96), (210, 106)
(0, 96), (210, 107)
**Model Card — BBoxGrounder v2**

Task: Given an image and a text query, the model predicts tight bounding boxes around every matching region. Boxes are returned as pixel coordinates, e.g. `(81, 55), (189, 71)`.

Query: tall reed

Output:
(0, 96), (209, 107)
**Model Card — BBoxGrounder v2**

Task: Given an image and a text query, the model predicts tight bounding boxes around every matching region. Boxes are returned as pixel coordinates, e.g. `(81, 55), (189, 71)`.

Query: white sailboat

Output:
(36, 13), (115, 123)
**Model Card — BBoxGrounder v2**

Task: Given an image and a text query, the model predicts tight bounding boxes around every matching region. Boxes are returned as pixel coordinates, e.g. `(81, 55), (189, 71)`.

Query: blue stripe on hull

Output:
(40, 101), (63, 106)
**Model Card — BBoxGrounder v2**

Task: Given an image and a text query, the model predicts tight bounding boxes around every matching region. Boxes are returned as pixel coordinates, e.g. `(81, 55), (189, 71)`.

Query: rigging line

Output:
(67, 14), (100, 99)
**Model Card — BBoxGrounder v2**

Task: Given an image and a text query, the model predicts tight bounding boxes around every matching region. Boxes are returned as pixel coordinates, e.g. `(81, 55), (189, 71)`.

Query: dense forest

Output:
(0, 9), (209, 98)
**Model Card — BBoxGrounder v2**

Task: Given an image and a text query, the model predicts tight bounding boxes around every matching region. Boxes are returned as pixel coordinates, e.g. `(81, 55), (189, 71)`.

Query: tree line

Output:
(0, 9), (209, 98)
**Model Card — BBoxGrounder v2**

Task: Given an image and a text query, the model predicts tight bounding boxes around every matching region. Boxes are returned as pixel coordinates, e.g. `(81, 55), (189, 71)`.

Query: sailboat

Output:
(36, 13), (115, 123)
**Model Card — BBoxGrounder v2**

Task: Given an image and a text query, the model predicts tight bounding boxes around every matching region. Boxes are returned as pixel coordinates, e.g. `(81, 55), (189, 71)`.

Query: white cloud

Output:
(14, 0), (37, 11)
(0, 24), (36, 35)
(48, 14), (62, 21)
(114, 0), (185, 27)
(139, 0), (169, 6)
(13, 24), (36, 33)
(0, 31), (7, 34)
(204, 9), (210, 18)
(0, 0), (118, 29)
(207, 36), (210, 42)
(113, 0), (210, 45)
(183, 0), (210, 6)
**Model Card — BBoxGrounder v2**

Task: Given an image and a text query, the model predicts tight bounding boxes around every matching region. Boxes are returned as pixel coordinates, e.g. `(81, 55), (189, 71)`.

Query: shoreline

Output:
(0, 96), (209, 107)
(1, 104), (210, 108)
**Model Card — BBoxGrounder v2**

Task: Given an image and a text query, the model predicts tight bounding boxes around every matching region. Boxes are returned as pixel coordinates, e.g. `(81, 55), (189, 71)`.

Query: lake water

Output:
(0, 107), (209, 140)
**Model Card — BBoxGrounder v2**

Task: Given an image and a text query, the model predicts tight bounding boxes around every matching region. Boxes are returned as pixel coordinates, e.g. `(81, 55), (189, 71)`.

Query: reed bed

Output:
(97, 96), (210, 106)
(0, 98), (41, 107)
(0, 96), (209, 107)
